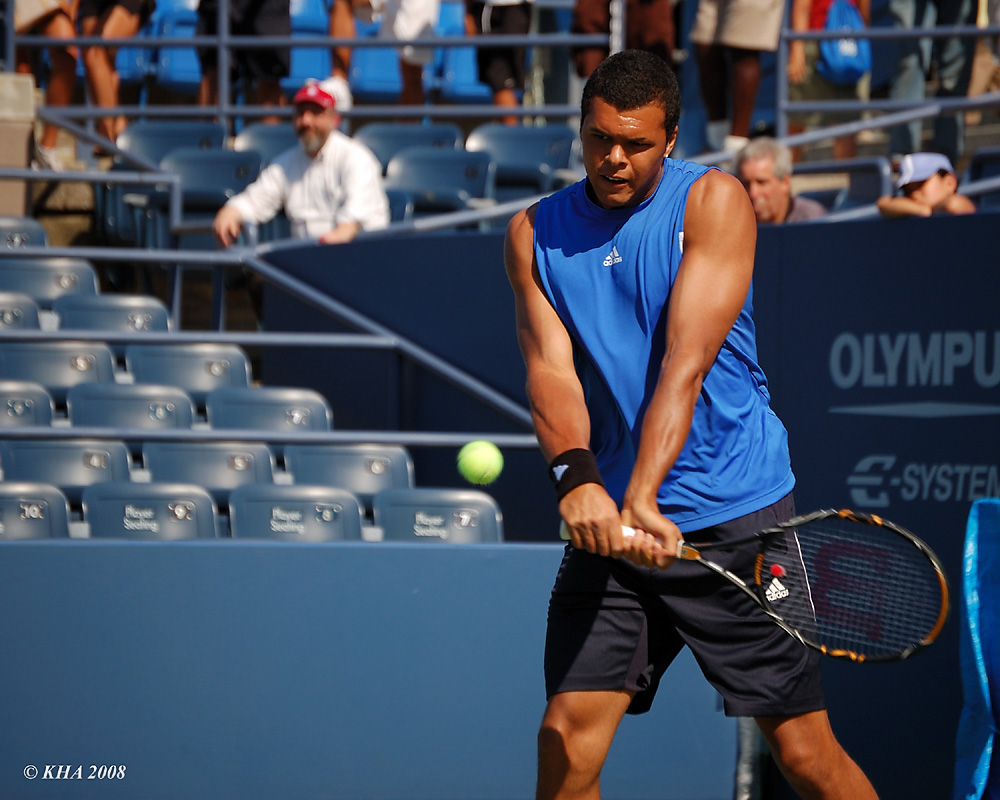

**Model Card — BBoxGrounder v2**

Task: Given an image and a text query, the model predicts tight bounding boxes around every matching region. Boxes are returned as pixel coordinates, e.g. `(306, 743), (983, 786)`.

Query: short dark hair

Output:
(580, 50), (680, 134)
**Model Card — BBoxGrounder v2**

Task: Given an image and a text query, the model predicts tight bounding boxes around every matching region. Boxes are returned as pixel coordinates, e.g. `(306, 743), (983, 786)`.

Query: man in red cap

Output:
(213, 79), (389, 247)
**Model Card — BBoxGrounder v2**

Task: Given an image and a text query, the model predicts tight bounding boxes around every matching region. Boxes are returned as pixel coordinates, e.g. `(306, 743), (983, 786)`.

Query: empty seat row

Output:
(0, 481), (503, 542)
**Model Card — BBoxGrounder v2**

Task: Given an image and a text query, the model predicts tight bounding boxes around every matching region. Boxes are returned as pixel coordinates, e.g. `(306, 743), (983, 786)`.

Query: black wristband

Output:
(549, 448), (604, 501)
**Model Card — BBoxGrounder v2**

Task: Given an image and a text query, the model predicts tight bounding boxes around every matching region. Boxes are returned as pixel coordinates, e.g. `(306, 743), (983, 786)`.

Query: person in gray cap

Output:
(877, 152), (976, 217)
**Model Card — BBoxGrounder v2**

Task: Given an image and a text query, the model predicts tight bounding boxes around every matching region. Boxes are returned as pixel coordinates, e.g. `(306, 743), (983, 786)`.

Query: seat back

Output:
(0, 214), (49, 248)
(229, 484), (364, 541)
(353, 122), (464, 174)
(963, 145), (1000, 208)
(142, 441), (275, 504)
(0, 439), (131, 503)
(791, 157), (893, 211)
(0, 482), (71, 539)
(0, 257), (99, 309)
(283, 443), (414, 511)
(125, 343), (252, 405)
(0, 341), (117, 403)
(384, 146), (496, 212)
(67, 382), (195, 430)
(159, 147), (262, 212)
(282, 0), (333, 93)
(233, 122), (299, 165)
(83, 481), (219, 539)
(347, 19), (406, 105)
(152, 1), (202, 96)
(0, 291), (40, 329)
(465, 123), (577, 195)
(0, 380), (54, 426)
(116, 120), (227, 164)
(54, 293), (171, 337)
(205, 386), (332, 432)
(373, 487), (503, 543)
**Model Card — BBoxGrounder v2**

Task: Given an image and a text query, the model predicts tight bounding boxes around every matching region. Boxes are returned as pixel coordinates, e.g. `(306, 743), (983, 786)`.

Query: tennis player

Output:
(504, 49), (878, 799)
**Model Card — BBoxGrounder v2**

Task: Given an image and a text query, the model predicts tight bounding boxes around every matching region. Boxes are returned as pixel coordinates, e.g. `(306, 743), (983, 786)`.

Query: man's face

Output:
(902, 170), (956, 208)
(580, 97), (674, 210)
(738, 156), (790, 224)
(294, 102), (336, 157)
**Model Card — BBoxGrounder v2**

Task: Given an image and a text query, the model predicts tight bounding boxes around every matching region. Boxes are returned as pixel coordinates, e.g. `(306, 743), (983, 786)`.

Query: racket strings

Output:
(758, 517), (946, 661)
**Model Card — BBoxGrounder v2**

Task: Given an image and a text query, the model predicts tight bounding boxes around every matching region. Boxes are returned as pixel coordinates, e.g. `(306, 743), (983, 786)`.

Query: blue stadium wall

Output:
(2, 210), (997, 799)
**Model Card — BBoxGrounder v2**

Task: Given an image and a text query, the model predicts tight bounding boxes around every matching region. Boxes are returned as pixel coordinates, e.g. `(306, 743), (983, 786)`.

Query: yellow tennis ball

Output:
(457, 440), (504, 485)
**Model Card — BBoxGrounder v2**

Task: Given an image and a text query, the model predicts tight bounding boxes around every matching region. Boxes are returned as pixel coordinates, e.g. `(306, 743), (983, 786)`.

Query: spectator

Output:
(465, 0), (532, 125)
(570, 0), (674, 79)
(326, 0), (355, 116)
(212, 81), (389, 246)
(688, 0), (785, 152)
(886, 0), (977, 164)
(14, 0), (77, 169)
(196, 0), (289, 119)
(78, 0), (154, 144)
(734, 137), (828, 223)
(354, 0), (440, 106)
(876, 151), (976, 216)
(787, 0), (870, 160)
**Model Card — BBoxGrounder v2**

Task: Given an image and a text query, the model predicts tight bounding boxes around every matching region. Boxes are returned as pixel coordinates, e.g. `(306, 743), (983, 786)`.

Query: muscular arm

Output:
(620, 170), (758, 550)
(504, 206), (627, 556)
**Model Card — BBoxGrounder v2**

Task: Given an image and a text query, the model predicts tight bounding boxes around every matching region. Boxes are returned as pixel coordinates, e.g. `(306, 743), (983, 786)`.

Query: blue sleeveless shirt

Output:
(534, 158), (795, 532)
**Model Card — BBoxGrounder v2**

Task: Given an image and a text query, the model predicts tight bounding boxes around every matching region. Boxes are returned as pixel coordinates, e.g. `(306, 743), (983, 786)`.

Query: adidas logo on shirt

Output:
(603, 246), (622, 267)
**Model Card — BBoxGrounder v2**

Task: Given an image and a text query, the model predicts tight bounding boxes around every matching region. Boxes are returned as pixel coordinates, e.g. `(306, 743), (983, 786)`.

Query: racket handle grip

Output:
(558, 523), (635, 540)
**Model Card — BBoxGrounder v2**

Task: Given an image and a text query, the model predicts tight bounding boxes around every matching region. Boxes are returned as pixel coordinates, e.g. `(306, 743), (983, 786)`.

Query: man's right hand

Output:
(213, 205), (244, 247)
(558, 483), (632, 559)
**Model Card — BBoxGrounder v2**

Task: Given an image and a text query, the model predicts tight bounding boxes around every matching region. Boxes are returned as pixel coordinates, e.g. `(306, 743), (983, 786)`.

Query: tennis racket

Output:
(559, 509), (950, 663)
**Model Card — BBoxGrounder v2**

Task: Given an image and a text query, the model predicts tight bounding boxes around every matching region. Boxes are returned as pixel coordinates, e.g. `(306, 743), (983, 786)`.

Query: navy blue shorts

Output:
(544, 493), (827, 717)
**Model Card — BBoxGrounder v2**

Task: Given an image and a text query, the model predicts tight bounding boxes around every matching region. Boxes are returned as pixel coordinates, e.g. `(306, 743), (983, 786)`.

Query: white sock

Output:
(723, 135), (750, 154)
(706, 120), (730, 151)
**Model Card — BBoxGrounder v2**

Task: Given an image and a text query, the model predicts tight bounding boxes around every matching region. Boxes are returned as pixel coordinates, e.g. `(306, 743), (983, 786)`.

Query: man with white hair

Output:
(213, 80), (389, 246)
(734, 136), (827, 225)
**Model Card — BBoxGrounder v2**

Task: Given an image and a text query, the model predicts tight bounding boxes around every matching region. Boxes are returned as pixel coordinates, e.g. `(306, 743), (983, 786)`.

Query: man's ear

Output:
(664, 126), (679, 157)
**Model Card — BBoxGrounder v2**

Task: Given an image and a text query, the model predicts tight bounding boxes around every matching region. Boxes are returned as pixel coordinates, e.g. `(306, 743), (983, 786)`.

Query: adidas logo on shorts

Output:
(765, 577), (790, 602)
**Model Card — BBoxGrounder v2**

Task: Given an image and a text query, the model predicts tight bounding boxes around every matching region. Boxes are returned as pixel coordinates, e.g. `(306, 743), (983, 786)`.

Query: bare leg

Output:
(494, 87), (520, 125)
(37, 12), (78, 149)
(329, 0), (355, 78)
(198, 67), (218, 106)
(536, 690), (632, 800)
(756, 710), (879, 799)
(729, 47), (761, 139)
(399, 59), (424, 107)
(80, 6), (141, 143)
(254, 77), (286, 124)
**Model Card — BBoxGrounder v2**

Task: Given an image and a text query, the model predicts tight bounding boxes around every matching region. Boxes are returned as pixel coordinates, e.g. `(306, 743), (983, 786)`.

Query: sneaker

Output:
(32, 144), (64, 172)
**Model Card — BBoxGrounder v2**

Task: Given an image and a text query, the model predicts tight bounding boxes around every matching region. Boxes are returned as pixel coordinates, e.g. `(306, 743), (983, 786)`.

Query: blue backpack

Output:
(816, 0), (872, 86)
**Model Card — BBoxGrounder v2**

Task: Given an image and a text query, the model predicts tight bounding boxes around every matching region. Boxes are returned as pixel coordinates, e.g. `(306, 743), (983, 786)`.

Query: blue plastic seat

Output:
(791, 157), (893, 212)
(0, 380), (54, 427)
(142, 441), (275, 505)
(233, 122), (299, 165)
(282, 0), (333, 95)
(283, 443), (414, 512)
(0, 291), (41, 330)
(54, 294), (171, 356)
(353, 122), (464, 174)
(0, 439), (131, 504)
(0, 483), (71, 539)
(465, 123), (577, 199)
(205, 386), (332, 433)
(125, 343), (252, 406)
(0, 214), (48, 248)
(0, 257), (98, 309)
(347, 19), (406, 104)
(373, 487), (503, 543)
(0, 341), (117, 404)
(66, 383), (195, 449)
(229, 483), (365, 541)
(151, 0), (203, 96)
(83, 482), (220, 539)
(384, 146), (496, 214)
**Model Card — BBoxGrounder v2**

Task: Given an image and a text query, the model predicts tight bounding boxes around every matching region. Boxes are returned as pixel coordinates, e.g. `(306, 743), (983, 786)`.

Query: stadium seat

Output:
(66, 383), (195, 451)
(0, 291), (41, 329)
(53, 294), (171, 356)
(205, 386), (333, 432)
(373, 487), (503, 543)
(283, 443), (414, 511)
(0, 341), (117, 404)
(0, 482), (71, 539)
(791, 157), (893, 212)
(384, 146), (496, 215)
(431, 0), (493, 103)
(82, 481), (220, 539)
(151, 0), (203, 97)
(228, 483), (365, 541)
(233, 121), (299, 165)
(125, 343), (252, 406)
(0, 257), (98, 309)
(0, 380), (54, 427)
(0, 439), (131, 504)
(465, 123), (577, 199)
(0, 214), (48, 248)
(385, 188), (415, 223)
(282, 0), (333, 96)
(352, 121), (464, 174)
(142, 441), (275, 504)
(962, 145), (1000, 209)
